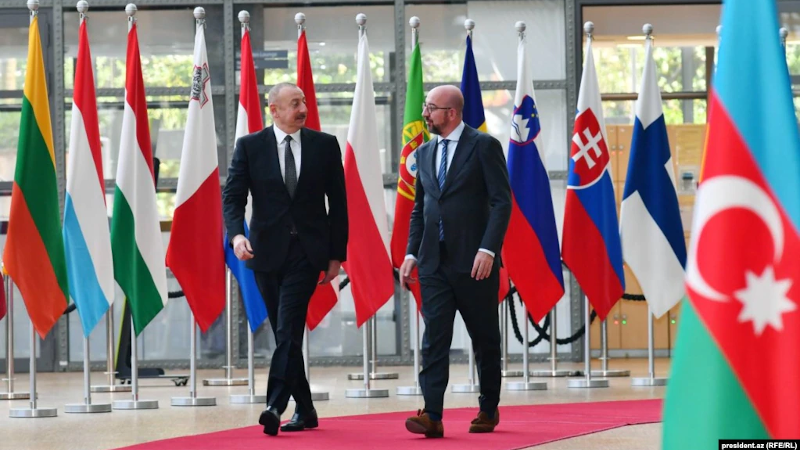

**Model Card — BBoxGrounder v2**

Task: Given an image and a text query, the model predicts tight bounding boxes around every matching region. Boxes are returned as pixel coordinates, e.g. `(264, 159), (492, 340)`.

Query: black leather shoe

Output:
(259, 406), (280, 436)
(280, 409), (319, 432)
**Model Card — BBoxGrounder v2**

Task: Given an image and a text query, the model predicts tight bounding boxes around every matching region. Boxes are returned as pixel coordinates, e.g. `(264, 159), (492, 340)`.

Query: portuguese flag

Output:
(390, 41), (427, 309)
(4, 14), (69, 338)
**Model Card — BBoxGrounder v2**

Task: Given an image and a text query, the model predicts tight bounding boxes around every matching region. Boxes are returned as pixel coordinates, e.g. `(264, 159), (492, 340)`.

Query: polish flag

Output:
(165, 17), (225, 332)
(342, 30), (394, 327)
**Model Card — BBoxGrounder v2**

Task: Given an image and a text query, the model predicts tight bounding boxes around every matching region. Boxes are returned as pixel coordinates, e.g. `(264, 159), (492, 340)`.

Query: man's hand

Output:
(400, 258), (418, 289)
(320, 260), (341, 285)
(232, 235), (254, 261)
(471, 252), (494, 280)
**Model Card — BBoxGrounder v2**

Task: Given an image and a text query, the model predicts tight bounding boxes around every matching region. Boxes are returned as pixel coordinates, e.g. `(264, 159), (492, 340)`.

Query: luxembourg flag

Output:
(503, 33), (564, 323)
(165, 17), (225, 332)
(342, 29), (395, 327)
(562, 35), (624, 320)
(63, 16), (114, 336)
(619, 35), (686, 319)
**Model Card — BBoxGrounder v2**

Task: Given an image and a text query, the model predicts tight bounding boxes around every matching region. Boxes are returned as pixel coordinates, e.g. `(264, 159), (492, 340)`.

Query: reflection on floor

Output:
(0, 358), (668, 450)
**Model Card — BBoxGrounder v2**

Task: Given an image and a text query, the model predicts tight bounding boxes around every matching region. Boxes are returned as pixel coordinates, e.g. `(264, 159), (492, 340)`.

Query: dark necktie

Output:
(284, 135), (297, 198)
(438, 139), (449, 241)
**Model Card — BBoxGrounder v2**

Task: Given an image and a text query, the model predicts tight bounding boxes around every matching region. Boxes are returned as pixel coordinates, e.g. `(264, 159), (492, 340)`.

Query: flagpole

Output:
(591, 319), (629, 377)
(568, 294), (608, 388)
(501, 300), (521, 377)
(1, 274), (29, 400)
(204, 269), (247, 387)
(781, 27), (789, 52)
(65, 5), (115, 401)
(90, 308), (130, 392)
(531, 306), (578, 377)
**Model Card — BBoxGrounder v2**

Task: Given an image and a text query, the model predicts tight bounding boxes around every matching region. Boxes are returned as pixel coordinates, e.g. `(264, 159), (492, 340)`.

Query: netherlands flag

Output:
(503, 33), (564, 322)
(620, 36), (686, 319)
(63, 17), (114, 336)
(562, 35), (624, 320)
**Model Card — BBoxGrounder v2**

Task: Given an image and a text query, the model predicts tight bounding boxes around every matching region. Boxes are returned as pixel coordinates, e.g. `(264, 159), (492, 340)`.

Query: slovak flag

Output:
(562, 36), (624, 320)
(619, 36), (686, 319)
(502, 34), (564, 322)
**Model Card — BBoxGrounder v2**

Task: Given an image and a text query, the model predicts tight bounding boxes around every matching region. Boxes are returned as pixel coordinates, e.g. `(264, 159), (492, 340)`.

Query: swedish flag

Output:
(460, 34), (487, 132)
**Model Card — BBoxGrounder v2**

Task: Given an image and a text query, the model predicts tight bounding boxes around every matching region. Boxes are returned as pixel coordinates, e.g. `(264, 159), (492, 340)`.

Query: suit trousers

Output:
(418, 243), (501, 417)
(254, 237), (319, 415)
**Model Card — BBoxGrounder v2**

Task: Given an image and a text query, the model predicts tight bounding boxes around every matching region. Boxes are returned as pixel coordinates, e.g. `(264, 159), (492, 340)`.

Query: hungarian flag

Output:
(664, 0), (800, 445)
(390, 39), (426, 310)
(298, 28), (339, 331)
(63, 16), (115, 336)
(166, 17), (225, 332)
(111, 19), (168, 336)
(561, 34), (624, 321)
(502, 30), (564, 322)
(228, 20), (268, 334)
(3, 13), (68, 338)
(619, 35), (686, 319)
(342, 31), (395, 327)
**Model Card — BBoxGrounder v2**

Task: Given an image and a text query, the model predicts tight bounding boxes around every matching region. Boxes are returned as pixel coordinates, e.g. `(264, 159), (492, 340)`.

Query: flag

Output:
(561, 36), (624, 321)
(228, 20), (267, 334)
(298, 27), (339, 331)
(3, 14), (69, 338)
(111, 19), (168, 336)
(63, 17), (114, 336)
(663, 0), (800, 444)
(460, 34), (487, 132)
(165, 18), (225, 333)
(619, 37), (686, 319)
(342, 31), (395, 327)
(502, 33), (565, 322)
(390, 39), (427, 310)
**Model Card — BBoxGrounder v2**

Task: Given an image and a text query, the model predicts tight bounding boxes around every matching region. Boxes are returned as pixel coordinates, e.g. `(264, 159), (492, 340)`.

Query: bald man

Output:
(400, 85), (511, 438)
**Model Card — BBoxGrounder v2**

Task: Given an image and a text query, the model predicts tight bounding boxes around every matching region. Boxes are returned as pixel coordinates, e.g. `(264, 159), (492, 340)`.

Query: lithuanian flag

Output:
(4, 14), (69, 338)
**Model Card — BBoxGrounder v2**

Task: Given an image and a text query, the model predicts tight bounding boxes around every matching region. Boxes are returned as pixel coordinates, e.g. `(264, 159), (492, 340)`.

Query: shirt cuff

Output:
(478, 248), (495, 258)
(404, 254), (418, 262)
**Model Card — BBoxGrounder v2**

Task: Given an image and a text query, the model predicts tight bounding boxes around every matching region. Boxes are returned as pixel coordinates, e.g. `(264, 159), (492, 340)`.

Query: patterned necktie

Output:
(438, 139), (449, 241)
(284, 135), (297, 198)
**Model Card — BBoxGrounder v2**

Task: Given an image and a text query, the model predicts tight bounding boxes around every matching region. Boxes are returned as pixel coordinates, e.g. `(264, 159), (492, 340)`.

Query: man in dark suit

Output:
(222, 82), (347, 436)
(400, 85), (511, 438)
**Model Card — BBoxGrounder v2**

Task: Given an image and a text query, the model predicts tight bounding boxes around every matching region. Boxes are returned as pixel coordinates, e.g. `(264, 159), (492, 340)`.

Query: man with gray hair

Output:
(223, 82), (348, 436)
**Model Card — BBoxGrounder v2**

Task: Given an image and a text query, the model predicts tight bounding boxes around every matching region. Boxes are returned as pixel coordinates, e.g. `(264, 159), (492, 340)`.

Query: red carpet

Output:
(116, 399), (662, 450)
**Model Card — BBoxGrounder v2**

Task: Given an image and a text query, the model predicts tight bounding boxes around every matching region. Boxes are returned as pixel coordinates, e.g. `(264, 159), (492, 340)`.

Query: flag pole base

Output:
(203, 378), (248, 387)
(631, 377), (667, 387)
(568, 378), (609, 388)
(0, 392), (31, 400)
(171, 396), (216, 407)
(501, 370), (523, 378)
(347, 372), (399, 380)
(345, 388), (388, 398)
(451, 383), (480, 393)
(530, 369), (580, 377)
(230, 394), (267, 404)
(113, 399), (159, 410)
(396, 385), (423, 396)
(90, 384), (131, 393)
(64, 402), (112, 413)
(10, 407), (57, 418)
(506, 381), (547, 391)
(590, 369), (630, 377)
(311, 391), (329, 401)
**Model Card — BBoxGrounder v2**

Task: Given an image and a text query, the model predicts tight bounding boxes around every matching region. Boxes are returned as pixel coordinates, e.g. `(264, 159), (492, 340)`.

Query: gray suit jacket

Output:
(406, 125), (512, 275)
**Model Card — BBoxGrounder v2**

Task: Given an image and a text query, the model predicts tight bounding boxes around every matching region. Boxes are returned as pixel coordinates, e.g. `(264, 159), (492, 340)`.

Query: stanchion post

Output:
(501, 299), (521, 377)
(591, 319), (630, 377)
(345, 316), (388, 397)
(2, 274), (30, 400)
(90, 308), (129, 392)
(397, 280), (422, 395)
(452, 340), (480, 393)
(531, 305), (579, 377)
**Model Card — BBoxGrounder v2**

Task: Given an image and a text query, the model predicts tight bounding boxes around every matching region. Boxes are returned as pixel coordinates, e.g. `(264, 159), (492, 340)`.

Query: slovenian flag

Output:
(63, 15), (115, 336)
(619, 35), (686, 319)
(561, 35), (624, 320)
(503, 32), (565, 323)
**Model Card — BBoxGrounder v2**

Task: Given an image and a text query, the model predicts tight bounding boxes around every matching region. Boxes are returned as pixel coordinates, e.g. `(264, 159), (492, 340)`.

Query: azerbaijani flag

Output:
(110, 19), (168, 335)
(502, 30), (565, 323)
(64, 15), (115, 336)
(4, 13), (69, 338)
(663, 0), (800, 444)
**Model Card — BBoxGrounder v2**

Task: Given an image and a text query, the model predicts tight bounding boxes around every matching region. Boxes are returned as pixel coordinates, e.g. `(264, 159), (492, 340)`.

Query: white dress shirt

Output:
(273, 124), (302, 180)
(405, 121), (495, 261)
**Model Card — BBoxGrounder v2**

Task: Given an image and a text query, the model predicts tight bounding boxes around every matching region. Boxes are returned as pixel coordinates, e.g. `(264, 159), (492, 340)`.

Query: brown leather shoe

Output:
(469, 409), (500, 433)
(405, 409), (444, 438)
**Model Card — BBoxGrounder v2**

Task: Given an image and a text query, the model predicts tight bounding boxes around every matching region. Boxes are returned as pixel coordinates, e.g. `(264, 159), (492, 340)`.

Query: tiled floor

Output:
(0, 359), (668, 450)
